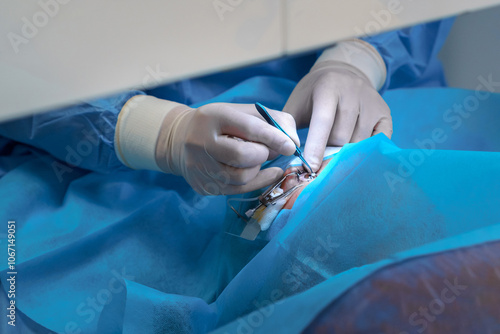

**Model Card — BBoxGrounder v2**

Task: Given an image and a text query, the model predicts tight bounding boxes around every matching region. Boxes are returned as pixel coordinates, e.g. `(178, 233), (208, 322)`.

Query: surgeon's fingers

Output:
(303, 89), (339, 171)
(266, 109), (301, 148)
(204, 161), (261, 186)
(208, 136), (269, 168)
(350, 115), (376, 143)
(328, 100), (360, 146)
(219, 109), (297, 157)
(223, 164), (265, 186)
(266, 110), (300, 161)
(350, 95), (390, 143)
(222, 167), (284, 195)
(372, 116), (393, 139)
(237, 104), (301, 149)
(267, 149), (280, 161)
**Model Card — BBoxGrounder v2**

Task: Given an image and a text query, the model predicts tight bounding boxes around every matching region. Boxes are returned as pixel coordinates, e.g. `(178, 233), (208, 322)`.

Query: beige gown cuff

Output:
(114, 95), (184, 172)
(315, 39), (387, 91)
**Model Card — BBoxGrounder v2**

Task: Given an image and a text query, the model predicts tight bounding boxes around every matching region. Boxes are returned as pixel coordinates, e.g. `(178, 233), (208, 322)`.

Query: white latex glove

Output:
(115, 96), (299, 195)
(283, 39), (392, 171)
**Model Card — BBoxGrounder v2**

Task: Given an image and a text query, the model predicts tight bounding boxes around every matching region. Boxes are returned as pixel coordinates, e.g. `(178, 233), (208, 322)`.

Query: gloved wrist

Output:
(154, 104), (194, 176)
(114, 95), (185, 172)
(314, 39), (387, 91)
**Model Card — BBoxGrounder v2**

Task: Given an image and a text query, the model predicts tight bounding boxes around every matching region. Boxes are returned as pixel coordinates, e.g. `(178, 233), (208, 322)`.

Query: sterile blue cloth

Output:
(1, 84), (500, 333)
(363, 17), (455, 91)
(215, 223), (500, 334)
(0, 90), (143, 176)
(3, 18), (500, 334)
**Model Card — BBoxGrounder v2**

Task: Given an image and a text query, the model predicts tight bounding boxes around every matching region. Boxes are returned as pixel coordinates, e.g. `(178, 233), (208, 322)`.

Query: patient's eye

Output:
(281, 170), (315, 191)
(299, 172), (316, 182)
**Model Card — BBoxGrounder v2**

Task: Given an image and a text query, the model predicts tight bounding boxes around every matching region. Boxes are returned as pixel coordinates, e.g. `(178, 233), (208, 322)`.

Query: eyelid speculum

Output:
(259, 169), (315, 208)
(228, 169), (317, 223)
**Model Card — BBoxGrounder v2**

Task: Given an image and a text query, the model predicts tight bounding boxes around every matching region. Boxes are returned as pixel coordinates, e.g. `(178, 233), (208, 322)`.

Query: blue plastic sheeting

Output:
(390, 87), (500, 152)
(1, 85), (500, 333)
(215, 223), (500, 334)
(210, 134), (500, 330)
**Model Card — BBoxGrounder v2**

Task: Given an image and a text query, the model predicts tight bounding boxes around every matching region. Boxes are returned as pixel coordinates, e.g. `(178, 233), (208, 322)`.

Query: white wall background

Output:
(2, 0), (500, 122)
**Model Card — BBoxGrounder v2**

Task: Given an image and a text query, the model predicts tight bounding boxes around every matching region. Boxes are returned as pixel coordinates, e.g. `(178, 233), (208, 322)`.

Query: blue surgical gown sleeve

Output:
(0, 90), (144, 174)
(362, 18), (455, 92)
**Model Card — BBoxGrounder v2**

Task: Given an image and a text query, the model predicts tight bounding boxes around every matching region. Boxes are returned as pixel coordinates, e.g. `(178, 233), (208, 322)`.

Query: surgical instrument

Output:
(255, 102), (316, 177)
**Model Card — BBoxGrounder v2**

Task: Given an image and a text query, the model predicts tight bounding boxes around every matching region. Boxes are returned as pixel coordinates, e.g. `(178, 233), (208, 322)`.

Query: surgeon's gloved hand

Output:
(115, 96), (299, 195)
(283, 39), (392, 172)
